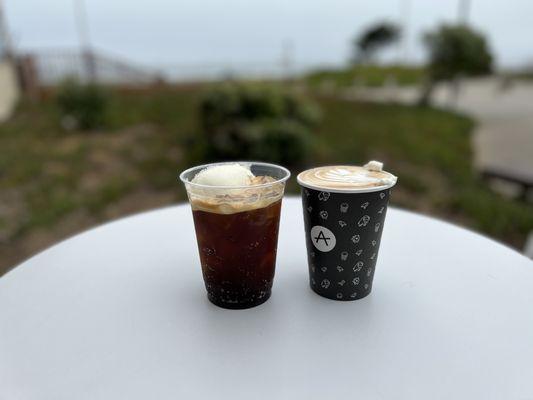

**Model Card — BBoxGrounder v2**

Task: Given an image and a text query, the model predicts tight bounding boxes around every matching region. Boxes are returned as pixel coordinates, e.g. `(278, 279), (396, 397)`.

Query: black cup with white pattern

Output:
(298, 184), (394, 301)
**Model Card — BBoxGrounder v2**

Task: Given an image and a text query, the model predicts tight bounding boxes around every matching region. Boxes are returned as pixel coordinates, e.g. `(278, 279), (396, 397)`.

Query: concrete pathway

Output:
(345, 77), (533, 177)
(344, 77), (533, 256)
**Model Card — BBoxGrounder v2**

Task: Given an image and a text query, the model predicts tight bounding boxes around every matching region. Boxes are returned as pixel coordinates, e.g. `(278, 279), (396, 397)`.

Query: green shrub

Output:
(197, 84), (319, 166)
(250, 120), (312, 165)
(306, 65), (424, 89)
(56, 79), (108, 130)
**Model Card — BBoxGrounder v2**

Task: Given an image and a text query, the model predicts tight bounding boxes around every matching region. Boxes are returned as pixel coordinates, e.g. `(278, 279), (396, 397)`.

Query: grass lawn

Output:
(1, 85), (532, 274)
(306, 64), (424, 89)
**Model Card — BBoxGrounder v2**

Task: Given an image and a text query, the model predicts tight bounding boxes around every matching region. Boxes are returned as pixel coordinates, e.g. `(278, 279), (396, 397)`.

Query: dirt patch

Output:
(0, 122), (182, 276)
(0, 209), (97, 275)
(0, 188), (178, 276)
(102, 189), (177, 220)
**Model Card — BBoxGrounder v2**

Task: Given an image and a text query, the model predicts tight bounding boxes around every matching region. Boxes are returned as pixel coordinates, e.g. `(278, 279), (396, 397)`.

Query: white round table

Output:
(1, 198), (532, 400)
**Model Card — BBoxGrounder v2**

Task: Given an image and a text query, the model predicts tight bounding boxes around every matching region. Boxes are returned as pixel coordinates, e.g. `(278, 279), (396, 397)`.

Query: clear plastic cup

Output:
(180, 161), (290, 309)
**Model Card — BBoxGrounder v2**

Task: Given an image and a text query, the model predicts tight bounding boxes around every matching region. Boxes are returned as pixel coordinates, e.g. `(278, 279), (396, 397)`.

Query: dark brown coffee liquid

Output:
(192, 200), (282, 309)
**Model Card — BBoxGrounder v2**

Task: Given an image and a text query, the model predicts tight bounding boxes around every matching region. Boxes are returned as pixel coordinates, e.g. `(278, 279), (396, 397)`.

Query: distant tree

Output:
(354, 22), (401, 63)
(419, 24), (493, 106)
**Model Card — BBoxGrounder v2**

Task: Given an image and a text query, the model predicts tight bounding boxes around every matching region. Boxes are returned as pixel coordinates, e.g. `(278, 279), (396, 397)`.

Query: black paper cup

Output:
(297, 177), (395, 301)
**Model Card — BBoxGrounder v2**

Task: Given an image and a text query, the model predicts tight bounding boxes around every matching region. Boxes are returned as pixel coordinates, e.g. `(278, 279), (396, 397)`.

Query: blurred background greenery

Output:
(1, 0), (533, 274)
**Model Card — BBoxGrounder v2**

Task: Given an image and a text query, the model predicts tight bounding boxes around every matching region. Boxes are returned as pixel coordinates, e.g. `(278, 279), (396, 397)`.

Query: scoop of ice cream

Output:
(191, 163), (255, 186)
(187, 164), (284, 214)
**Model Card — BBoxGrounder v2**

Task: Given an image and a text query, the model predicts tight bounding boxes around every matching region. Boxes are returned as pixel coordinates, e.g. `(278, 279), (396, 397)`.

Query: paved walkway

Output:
(346, 77), (533, 177)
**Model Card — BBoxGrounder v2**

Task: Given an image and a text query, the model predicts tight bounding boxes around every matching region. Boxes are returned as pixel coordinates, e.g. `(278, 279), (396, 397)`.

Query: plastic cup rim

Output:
(179, 161), (291, 190)
(297, 172), (397, 194)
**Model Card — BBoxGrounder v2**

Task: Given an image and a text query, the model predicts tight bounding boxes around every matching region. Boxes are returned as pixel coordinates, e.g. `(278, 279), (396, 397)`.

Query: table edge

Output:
(2, 197), (531, 278)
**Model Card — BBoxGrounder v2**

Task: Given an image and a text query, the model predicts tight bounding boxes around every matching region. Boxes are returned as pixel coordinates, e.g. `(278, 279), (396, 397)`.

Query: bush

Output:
(197, 84), (319, 166)
(306, 65), (424, 89)
(56, 79), (108, 130)
(250, 120), (312, 165)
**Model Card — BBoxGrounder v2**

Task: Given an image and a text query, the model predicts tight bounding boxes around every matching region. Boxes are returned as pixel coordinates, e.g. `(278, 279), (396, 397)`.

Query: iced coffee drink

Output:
(180, 162), (290, 309)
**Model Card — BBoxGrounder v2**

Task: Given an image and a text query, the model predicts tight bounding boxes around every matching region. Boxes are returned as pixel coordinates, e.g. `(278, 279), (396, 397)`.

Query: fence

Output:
(27, 48), (161, 86)
(23, 48), (311, 87)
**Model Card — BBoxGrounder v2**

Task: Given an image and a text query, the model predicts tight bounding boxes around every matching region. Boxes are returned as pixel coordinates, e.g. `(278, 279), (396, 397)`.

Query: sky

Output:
(3, 0), (533, 71)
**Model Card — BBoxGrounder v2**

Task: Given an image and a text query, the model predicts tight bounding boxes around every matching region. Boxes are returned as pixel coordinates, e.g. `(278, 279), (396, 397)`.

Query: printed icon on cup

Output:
(310, 226), (336, 252)
(350, 292), (358, 298)
(370, 252), (376, 260)
(351, 234), (360, 244)
(353, 261), (364, 272)
(378, 206), (385, 214)
(340, 203), (349, 213)
(338, 280), (346, 286)
(340, 251), (349, 261)
(374, 222), (381, 232)
(380, 192), (385, 199)
(305, 189), (310, 197)
(321, 279), (331, 289)
(361, 202), (369, 209)
(336, 293), (343, 299)
(307, 206), (313, 213)
(371, 240), (377, 246)
(338, 220), (347, 228)
(337, 266), (344, 272)
(319, 210), (328, 220)
(318, 191), (330, 201)
(367, 268), (373, 277)
(357, 215), (371, 227)
(355, 249), (363, 256)
(352, 277), (360, 285)
(321, 266), (327, 272)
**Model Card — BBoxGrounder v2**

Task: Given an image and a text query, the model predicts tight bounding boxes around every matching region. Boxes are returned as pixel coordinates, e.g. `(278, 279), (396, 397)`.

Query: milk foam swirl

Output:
(318, 167), (382, 185)
(297, 164), (397, 191)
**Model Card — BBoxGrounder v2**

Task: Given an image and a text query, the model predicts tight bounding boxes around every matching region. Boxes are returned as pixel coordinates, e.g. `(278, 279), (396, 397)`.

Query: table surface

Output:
(1, 197), (532, 400)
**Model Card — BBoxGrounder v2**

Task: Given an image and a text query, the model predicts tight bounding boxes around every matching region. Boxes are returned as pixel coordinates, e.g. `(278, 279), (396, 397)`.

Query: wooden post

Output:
(0, 0), (14, 60)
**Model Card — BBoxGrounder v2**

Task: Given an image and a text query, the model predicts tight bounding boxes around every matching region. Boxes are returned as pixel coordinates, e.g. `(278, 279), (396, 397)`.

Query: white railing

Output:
(25, 48), (313, 85)
(28, 48), (160, 86)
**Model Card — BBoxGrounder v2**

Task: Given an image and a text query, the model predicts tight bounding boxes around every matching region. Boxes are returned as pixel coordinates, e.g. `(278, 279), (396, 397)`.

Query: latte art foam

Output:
(297, 163), (397, 192)
(319, 167), (384, 185)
